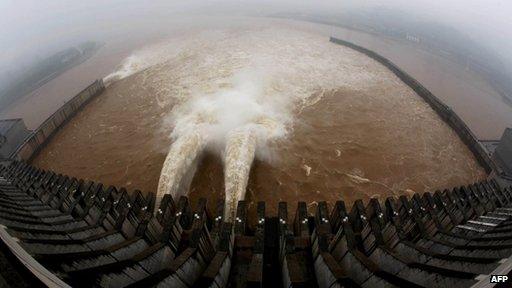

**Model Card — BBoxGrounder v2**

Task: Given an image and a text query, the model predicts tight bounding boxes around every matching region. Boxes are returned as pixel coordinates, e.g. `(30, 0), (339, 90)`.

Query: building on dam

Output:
(495, 128), (512, 177)
(0, 119), (30, 159)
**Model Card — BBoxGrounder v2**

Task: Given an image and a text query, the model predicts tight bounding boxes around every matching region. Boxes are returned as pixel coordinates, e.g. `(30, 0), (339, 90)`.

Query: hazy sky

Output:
(1, 0), (512, 77)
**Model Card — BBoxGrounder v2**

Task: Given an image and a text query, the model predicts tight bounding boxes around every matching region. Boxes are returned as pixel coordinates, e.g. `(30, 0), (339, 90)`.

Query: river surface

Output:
(28, 18), (489, 217)
(330, 26), (512, 140)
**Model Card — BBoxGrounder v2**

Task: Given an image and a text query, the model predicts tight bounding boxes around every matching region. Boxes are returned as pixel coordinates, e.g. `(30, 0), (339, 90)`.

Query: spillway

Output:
(156, 130), (206, 211)
(224, 127), (257, 221)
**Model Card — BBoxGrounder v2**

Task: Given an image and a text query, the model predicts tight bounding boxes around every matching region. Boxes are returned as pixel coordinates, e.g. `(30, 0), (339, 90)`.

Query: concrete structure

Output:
(480, 140), (500, 156)
(1, 161), (512, 287)
(494, 128), (512, 177)
(11, 79), (104, 162)
(330, 37), (504, 176)
(0, 119), (31, 159)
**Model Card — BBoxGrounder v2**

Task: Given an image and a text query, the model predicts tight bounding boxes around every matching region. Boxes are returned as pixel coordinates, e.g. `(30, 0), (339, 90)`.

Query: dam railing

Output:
(1, 161), (512, 287)
(330, 37), (502, 176)
(10, 80), (105, 162)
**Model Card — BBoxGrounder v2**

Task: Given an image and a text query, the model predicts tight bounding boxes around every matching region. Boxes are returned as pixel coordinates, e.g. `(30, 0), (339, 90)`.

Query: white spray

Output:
(223, 127), (257, 221)
(156, 72), (286, 220)
(155, 130), (206, 210)
(104, 23), (385, 221)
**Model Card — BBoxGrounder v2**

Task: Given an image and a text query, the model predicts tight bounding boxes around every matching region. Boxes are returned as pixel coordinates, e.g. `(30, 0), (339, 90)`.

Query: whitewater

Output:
(100, 22), (484, 221)
(102, 26), (373, 221)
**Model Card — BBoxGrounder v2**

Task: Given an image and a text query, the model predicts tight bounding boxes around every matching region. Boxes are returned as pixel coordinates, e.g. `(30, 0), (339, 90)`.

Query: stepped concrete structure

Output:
(1, 161), (512, 287)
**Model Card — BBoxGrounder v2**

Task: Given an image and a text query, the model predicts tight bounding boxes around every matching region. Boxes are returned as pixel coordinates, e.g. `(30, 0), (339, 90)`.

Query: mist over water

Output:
(160, 74), (288, 220)
(103, 24), (397, 219)
(33, 19), (486, 218)
(3, 1), (512, 133)
(153, 75), (289, 218)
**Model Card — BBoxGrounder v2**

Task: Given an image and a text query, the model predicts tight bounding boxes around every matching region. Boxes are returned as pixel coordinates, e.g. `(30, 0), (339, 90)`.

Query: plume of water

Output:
(155, 130), (206, 210)
(104, 24), (386, 220)
(156, 71), (288, 218)
(223, 127), (257, 221)
(103, 55), (146, 85)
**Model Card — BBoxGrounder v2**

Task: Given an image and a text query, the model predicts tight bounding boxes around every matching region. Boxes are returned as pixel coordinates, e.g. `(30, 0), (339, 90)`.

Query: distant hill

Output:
(0, 41), (102, 112)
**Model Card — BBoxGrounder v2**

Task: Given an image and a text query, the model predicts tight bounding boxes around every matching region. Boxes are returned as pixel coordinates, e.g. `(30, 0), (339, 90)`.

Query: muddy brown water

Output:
(30, 20), (487, 219)
(32, 64), (485, 218)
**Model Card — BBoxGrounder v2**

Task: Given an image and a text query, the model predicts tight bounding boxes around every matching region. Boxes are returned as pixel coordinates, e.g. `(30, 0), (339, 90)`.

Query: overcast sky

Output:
(1, 0), (512, 77)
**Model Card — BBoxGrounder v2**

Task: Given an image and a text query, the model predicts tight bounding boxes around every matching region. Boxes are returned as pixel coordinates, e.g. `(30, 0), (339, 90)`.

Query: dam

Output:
(0, 29), (512, 287)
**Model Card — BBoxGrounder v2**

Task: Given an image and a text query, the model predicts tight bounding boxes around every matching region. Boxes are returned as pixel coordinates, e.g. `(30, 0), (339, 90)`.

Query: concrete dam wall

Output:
(330, 36), (502, 176)
(1, 161), (512, 287)
(10, 80), (105, 162)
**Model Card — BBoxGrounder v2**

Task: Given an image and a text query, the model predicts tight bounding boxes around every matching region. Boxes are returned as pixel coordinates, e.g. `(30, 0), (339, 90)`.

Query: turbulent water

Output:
(32, 20), (486, 220)
(224, 128), (258, 220)
(156, 131), (205, 211)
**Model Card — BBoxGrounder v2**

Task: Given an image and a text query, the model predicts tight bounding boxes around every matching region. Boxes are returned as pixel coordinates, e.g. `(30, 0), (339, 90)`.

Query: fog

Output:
(1, 0), (512, 107)
(6, 0), (507, 221)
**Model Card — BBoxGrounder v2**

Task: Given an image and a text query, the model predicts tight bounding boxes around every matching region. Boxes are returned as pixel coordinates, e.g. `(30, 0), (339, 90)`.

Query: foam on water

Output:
(104, 24), (419, 219)
(155, 69), (287, 218)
